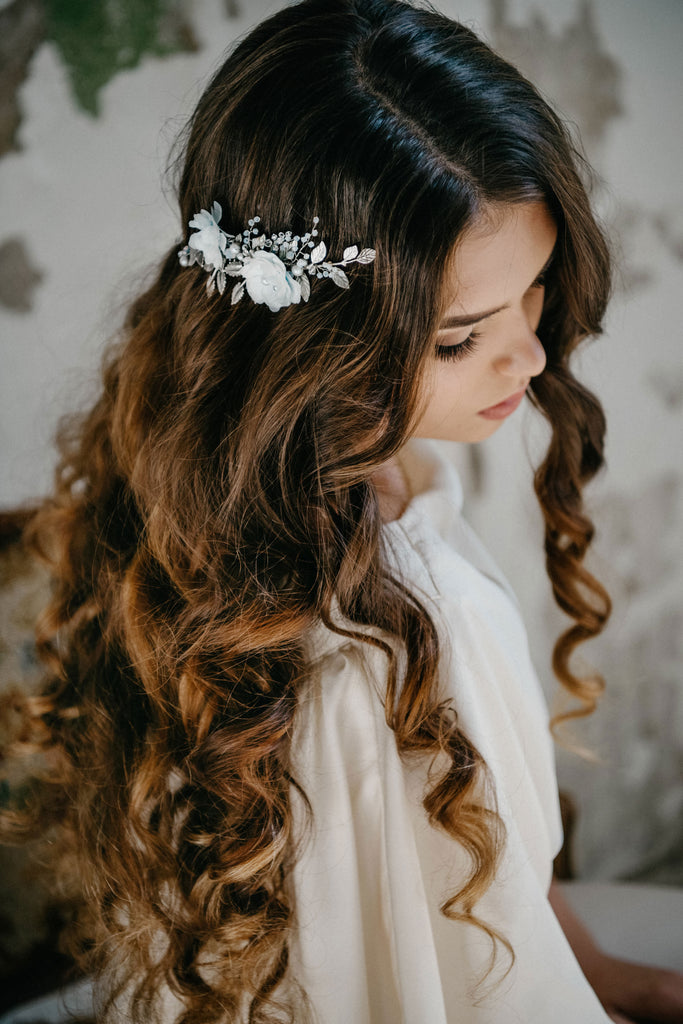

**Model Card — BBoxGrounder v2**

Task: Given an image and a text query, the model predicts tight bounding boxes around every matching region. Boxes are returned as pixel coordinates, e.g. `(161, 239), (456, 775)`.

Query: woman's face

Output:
(413, 201), (557, 443)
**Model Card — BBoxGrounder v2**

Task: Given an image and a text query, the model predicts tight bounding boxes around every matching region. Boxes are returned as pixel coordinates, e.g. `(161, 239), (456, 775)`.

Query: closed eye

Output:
(434, 329), (483, 363)
(434, 266), (550, 363)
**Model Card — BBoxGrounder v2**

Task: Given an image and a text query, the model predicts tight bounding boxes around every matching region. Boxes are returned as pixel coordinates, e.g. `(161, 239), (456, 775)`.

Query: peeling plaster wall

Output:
(0, 0), (681, 884)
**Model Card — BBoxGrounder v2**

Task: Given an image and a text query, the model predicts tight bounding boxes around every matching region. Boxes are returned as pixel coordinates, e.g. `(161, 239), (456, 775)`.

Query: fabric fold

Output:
(291, 439), (610, 1023)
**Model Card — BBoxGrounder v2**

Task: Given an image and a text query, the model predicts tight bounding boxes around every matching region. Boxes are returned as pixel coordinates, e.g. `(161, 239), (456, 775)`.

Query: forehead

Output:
(442, 202), (557, 316)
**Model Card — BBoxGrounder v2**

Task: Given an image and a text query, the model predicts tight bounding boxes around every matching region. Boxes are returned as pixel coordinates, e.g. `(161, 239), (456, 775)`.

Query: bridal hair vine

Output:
(178, 201), (376, 313)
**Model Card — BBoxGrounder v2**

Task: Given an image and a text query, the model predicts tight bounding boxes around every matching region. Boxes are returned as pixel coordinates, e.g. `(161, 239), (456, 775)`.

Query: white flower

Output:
(188, 201), (227, 271)
(179, 201), (377, 309)
(239, 250), (302, 312)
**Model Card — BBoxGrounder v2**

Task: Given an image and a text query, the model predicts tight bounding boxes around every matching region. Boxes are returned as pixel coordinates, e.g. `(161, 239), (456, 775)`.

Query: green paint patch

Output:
(45, 0), (198, 116)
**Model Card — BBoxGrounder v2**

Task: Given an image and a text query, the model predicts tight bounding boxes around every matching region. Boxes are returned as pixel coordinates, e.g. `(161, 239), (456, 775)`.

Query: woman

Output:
(2, 0), (682, 1021)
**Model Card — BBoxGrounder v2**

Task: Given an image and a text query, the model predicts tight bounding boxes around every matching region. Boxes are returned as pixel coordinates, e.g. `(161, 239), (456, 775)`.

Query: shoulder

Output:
(291, 637), (403, 835)
(300, 631), (391, 720)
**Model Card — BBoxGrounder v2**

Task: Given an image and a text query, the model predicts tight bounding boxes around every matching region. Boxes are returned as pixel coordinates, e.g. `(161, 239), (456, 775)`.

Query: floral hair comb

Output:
(178, 201), (376, 312)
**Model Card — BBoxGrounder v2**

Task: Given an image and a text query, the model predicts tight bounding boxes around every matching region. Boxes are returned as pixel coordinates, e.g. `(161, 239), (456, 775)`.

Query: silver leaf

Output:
(231, 281), (245, 305)
(329, 266), (350, 289)
(356, 248), (376, 264)
(217, 270), (226, 295)
(206, 274), (216, 295)
(342, 245), (358, 262)
(310, 241), (327, 264)
(300, 274), (311, 302)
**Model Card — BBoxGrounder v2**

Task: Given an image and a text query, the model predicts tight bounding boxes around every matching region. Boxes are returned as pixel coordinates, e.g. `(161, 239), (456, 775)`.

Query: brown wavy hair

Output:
(1, 0), (612, 1020)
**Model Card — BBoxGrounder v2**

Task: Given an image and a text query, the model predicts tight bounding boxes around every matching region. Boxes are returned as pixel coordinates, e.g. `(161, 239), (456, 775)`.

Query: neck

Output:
(371, 456), (412, 523)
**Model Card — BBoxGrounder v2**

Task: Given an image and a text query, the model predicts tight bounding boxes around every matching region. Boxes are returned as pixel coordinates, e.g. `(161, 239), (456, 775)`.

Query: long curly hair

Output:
(1, 0), (612, 1020)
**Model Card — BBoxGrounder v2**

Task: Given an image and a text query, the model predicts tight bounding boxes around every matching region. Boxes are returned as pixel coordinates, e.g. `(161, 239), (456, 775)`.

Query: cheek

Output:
(423, 361), (480, 419)
(525, 287), (546, 332)
(418, 341), (493, 413)
(412, 366), (451, 434)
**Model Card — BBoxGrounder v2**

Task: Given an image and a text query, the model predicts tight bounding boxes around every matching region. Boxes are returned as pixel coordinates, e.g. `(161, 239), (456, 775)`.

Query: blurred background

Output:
(0, 0), (681, 983)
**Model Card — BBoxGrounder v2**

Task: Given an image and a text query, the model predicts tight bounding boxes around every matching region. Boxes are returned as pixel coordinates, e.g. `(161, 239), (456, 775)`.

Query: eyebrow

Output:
(438, 249), (556, 332)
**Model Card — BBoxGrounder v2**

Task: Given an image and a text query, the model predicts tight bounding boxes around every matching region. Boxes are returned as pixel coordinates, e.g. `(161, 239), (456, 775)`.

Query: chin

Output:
(416, 418), (505, 444)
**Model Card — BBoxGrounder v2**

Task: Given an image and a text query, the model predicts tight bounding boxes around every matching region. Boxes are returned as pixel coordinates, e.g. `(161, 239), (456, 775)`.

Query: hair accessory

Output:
(178, 201), (376, 313)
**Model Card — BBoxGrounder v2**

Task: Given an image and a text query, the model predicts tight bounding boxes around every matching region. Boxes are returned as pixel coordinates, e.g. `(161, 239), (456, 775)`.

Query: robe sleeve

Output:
(289, 578), (611, 1023)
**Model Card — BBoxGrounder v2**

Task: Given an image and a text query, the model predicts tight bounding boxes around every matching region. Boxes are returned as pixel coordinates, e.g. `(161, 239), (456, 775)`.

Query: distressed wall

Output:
(0, 0), (681, 884)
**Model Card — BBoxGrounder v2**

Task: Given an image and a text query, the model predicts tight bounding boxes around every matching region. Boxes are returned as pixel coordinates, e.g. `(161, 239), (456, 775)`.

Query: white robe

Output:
(1, 441), (612, 1024)
(289, 439), (611, 1023)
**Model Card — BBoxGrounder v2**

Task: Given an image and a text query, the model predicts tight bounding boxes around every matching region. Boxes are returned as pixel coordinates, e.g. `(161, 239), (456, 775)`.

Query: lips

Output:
(478, 386), (529, 420)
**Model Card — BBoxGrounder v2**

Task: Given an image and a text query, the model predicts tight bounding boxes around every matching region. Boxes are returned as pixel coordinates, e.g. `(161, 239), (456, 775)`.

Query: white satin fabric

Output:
(290, 439), (611, 1023)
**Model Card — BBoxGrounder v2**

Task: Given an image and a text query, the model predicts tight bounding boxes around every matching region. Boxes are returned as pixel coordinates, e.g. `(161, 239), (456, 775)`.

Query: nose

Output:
(492, 318), (547, 379)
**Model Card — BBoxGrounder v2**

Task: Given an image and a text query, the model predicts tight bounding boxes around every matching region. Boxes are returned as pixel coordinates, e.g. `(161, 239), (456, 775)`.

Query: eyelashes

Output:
(434, 330), (483, 362)
(434, 270), (548, 363)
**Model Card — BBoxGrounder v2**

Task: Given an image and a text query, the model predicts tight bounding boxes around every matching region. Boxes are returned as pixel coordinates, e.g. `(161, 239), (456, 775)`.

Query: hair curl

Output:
(1, 1), (611, 1020)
